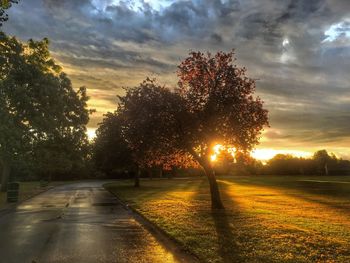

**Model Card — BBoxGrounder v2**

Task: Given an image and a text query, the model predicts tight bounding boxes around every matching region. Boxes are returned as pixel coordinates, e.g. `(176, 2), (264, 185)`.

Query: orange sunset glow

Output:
(2, 1), (350, 263)
(210, 143), (312, 164)
(4, 0), (349, 160)
(86, 126), (339, 163)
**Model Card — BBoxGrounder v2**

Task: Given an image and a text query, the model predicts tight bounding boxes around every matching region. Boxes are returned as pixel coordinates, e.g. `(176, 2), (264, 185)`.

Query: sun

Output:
(210, 144), (223, 162)
(86, 128), (97, 141)
(210, 144), (236, 162)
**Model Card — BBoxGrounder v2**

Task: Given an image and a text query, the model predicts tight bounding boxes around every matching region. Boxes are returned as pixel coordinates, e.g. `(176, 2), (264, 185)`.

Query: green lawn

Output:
(104, 176), (350, 263)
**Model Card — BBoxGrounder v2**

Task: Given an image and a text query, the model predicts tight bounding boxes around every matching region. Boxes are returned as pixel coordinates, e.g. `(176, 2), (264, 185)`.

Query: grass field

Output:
(104, 176), (350, 263)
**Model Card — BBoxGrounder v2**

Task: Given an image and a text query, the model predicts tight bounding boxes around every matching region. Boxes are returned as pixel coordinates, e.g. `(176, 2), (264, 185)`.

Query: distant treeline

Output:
(93, 149), (350, 179)
(216, 150), (350, 176)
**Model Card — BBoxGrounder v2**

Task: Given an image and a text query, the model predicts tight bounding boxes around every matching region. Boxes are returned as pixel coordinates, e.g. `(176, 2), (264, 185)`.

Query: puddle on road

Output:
(92, 202), (117, 207)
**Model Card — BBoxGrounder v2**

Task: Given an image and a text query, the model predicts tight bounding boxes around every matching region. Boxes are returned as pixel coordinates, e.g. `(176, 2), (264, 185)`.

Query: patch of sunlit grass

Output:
(104, 176), (350, 262)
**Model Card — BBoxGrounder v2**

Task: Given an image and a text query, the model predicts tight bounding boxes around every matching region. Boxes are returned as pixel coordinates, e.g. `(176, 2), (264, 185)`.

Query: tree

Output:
(0, 0), (19, 26)
(174, 51), (268, 208)
(96, 102), (200, 182)
(266, 154), (305, 175)
(119, 51), (269, 209)
(0, 33), (90, 191)
(93, 112), (134, 178)
(117, 79), (184, 187)
(313, 150), (334, 175)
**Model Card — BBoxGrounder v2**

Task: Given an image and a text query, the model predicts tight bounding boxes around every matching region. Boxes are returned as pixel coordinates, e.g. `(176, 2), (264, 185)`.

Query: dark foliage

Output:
(0, 0), (18, 26)
(0, 33), (91, 189)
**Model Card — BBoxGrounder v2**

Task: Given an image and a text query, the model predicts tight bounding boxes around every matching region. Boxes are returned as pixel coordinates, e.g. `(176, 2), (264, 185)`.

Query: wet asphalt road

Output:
(0, 182), (188, 263)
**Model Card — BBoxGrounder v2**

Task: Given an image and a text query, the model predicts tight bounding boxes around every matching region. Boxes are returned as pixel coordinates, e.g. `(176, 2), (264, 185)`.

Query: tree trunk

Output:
(325, 163), (329, 176)
(134, 167), (140, 187)
(202, 162), (224, 210)
(48, 171), (52, 182)
(147, 168), (153, 180)
(170, 166), (177, 179)
(1, 160), (11, 192)
(159, 165), (163, 178)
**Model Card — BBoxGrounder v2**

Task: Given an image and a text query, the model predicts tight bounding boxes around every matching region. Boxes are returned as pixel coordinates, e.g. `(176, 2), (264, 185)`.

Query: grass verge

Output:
(104, 176), (350, 263)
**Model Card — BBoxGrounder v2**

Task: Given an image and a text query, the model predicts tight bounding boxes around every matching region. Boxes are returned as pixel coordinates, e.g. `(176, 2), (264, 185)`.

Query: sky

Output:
(2, 0), (350, 160)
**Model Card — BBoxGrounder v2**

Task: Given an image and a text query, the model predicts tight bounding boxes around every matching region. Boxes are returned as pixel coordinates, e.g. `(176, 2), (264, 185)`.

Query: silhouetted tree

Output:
(0, 33), (90, 190)
(176, 51), (268, 209)
(117, 79), (185, 187)
(93, 112), (134, 178)
(313, 150), (333, 175)
(94, 111), (200, 183)
(119, 51), (269, 209)
(332, 159), (350, 175)
(266, 154), (306, 175)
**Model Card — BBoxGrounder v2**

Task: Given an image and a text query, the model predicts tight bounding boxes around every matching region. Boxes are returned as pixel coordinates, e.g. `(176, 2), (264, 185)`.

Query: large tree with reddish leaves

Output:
(117, 79), (186, 186)
(118, 51), (268, 209)
(174, 51), (269, 208)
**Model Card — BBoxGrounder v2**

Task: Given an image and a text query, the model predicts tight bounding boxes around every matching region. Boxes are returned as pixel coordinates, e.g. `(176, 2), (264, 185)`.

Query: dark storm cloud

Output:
(2, 0), (350, 150)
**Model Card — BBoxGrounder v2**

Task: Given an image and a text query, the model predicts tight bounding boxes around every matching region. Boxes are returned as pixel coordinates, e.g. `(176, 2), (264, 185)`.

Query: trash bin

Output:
(7, 182), (19, 203)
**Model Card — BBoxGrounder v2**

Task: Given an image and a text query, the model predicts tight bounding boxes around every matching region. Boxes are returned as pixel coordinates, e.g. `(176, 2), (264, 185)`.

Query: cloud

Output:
(2, 0), (350, 154)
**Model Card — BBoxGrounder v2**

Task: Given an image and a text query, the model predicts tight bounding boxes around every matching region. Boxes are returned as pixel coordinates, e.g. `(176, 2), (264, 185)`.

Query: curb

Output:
(105, 187), (200, 263)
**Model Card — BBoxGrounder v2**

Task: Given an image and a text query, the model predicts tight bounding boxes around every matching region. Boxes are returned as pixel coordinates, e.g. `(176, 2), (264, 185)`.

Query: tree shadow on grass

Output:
(212, 209), (243, 263)
(211, 183), (245, 263)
